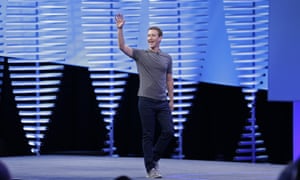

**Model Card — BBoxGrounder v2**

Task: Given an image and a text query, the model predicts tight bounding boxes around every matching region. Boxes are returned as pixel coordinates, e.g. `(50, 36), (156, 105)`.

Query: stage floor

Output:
(1, 155), (285, 180)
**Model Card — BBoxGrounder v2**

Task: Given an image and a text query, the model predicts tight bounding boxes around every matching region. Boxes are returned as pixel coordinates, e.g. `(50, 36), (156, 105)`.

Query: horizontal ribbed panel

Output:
(1, 0), (67, 155)
(224, 0), (269, 162)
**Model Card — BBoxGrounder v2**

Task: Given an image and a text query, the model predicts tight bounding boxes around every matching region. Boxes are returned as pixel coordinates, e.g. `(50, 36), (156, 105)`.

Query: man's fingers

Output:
(115, 14), (123, 21)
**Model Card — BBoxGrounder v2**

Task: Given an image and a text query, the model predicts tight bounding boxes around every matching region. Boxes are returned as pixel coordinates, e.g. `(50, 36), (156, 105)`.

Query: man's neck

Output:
(149, 47), (160, 53)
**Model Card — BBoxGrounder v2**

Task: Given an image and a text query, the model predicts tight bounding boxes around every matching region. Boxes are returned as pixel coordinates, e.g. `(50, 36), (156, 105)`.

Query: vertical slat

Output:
(82, 0), (130, 156)
(224, 0), (269, 162)
(3, 0), (66, 155)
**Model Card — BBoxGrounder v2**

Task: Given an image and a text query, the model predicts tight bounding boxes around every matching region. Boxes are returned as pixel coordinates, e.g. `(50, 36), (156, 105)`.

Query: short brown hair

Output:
(148, 26), (163, 37)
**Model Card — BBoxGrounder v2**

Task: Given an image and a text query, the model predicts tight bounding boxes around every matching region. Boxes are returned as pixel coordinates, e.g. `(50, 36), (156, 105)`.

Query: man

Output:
(115, 13), (174, 178)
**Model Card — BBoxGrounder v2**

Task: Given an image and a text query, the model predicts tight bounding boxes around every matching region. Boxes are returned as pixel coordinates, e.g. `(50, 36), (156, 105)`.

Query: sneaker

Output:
(146, 168), (162, 179)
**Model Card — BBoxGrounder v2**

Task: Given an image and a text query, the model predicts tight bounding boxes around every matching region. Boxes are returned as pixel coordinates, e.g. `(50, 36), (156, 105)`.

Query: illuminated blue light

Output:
(224, 0), (269, 162)
(0, 0), (67, 155)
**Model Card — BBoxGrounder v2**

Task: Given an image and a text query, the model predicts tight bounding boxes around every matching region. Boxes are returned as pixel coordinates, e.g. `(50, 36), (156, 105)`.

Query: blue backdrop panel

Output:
(269, 0), (300, 101)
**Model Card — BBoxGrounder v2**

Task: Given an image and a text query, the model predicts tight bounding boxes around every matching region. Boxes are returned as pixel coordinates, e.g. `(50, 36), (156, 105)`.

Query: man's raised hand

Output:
(115, 13), (125, 29)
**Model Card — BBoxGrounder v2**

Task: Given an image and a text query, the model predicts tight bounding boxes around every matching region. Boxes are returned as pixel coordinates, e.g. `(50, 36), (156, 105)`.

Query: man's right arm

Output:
(117, 28), (133, 57)
(115, 14), (133, 57)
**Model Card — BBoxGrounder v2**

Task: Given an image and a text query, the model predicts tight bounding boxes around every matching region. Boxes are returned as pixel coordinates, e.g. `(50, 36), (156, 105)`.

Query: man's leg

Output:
(153, 100), (174, 162)
(138, 97), (156, 172)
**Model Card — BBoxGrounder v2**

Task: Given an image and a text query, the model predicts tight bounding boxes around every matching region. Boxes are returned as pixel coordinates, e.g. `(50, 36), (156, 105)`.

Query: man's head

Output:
(147, 26), (163, 50)
(148, 26), (163, 37)
(278, 158), (300, 180)
(0, 161), (11, 180)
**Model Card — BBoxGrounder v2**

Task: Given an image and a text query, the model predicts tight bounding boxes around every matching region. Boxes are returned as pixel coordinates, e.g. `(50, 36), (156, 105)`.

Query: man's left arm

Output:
(167, 73), (174, 111)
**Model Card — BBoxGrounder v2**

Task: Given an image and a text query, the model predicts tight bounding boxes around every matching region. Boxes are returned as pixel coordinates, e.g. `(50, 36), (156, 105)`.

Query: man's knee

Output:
(163, 129), (174, 139)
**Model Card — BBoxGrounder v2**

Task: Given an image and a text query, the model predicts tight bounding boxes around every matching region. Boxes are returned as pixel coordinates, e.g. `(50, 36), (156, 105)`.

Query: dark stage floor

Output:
(0, 155), (285, 180)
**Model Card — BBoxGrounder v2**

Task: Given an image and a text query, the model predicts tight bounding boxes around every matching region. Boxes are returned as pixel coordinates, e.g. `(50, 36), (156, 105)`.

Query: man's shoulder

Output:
(132, 48), (148, 60)
(132, 48), (147, 55)
(160, 51), (170, 56)
(132, 48), (145, 52)
(160, 51), (172, 59)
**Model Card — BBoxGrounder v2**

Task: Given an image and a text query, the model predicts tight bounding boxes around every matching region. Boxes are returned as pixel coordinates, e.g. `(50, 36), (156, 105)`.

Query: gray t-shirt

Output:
(131, 48), (172, 101)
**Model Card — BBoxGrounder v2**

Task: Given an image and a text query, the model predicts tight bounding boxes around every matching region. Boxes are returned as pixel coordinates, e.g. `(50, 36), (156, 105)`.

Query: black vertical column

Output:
(41, 64), (106, 154)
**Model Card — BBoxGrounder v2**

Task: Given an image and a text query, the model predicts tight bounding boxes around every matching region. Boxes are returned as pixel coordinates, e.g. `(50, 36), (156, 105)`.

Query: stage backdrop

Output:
(268, 0), (300, 101)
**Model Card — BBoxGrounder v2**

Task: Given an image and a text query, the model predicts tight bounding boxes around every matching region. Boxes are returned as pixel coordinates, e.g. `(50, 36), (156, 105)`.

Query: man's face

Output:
(147, 29), (162, 49)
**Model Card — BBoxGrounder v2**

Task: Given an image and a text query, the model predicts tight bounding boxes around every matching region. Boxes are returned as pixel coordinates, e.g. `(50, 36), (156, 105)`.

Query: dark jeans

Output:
(138, 96), (174, 172)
